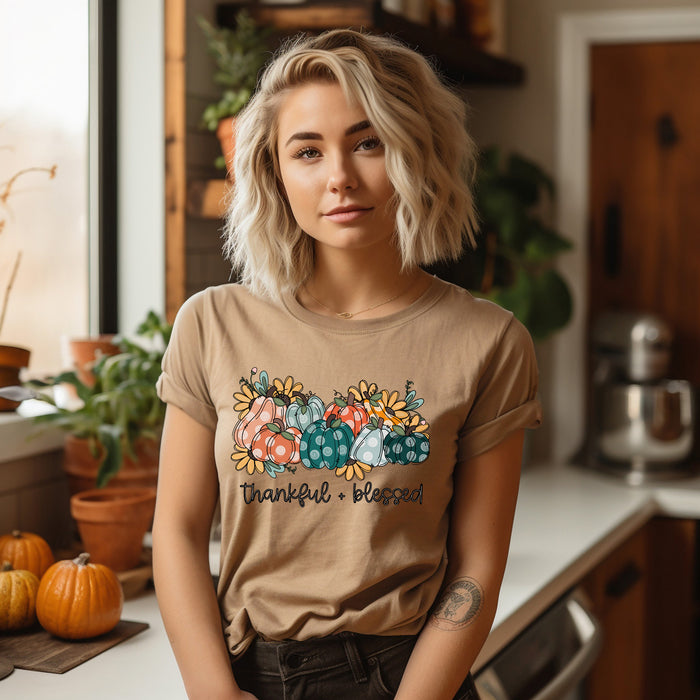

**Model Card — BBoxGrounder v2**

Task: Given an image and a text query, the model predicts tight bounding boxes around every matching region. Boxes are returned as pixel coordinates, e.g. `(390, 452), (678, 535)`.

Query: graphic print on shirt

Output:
(230, 369), (430, 479)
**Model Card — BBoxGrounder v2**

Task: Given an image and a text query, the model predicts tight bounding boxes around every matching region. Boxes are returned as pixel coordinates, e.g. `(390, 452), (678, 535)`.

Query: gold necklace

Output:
(303, 280), (415, 319)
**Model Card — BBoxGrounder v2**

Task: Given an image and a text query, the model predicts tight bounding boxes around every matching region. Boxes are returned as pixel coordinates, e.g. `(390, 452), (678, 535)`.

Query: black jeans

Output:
(231, 632), (480, 699)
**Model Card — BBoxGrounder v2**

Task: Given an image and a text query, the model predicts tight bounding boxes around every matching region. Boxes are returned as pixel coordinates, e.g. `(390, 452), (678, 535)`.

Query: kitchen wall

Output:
(464, 0), (700, 461)
(0, 450), (72, 549)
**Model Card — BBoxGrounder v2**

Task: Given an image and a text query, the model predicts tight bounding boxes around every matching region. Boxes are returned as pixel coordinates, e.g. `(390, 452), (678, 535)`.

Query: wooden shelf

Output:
(216, 0), (525, 85)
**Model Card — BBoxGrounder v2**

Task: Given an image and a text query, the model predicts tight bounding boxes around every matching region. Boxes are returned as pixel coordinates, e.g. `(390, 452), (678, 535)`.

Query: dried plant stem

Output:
(0, 250), (22, 337)
(0, 165), (57, 205)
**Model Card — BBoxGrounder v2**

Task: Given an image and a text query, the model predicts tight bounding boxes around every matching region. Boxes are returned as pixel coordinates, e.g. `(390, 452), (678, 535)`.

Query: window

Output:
(0, 0), (116, 376)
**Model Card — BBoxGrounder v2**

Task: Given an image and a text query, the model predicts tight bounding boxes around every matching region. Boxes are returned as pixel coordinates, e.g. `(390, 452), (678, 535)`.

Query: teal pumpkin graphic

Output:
(300, 415), (355, 470)
(350, 417), (391, 467)
(286, 394), (325, 433)
(384, 426), (430, 465)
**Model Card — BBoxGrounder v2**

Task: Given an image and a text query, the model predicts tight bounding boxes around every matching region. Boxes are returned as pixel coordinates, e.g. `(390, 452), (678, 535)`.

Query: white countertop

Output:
(4, 462), (700, 698)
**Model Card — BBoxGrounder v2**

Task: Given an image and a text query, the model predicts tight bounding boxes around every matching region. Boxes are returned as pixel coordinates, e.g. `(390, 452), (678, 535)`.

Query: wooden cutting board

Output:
(0, 620), (149, 674)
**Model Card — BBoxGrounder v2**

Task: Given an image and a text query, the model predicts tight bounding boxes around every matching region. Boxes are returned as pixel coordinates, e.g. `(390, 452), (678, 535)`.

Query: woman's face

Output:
(276, 81), (396, 256)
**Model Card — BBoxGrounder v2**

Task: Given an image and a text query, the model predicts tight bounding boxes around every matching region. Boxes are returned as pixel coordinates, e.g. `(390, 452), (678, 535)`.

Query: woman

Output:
(153, 29), (541, 700)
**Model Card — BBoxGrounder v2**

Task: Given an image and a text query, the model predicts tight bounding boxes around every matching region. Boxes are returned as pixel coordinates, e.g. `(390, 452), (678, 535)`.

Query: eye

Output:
(355, 135), (382, 152)
(292, 146), (321, 160)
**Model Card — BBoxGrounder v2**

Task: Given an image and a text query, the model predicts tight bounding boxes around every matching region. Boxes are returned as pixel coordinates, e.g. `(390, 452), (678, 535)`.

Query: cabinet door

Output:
(644, 517), (695, 700)
(581, 528), (647, 700)
(588, 42), (700, 385)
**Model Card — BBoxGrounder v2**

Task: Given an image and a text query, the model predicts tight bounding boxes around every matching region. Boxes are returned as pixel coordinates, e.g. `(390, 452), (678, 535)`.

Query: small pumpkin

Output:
(323, 393), (370, 436)
(233, 393), (289, 449)
(300, 414), (354, 470)
(36, 552), (123, 640)
(286, 393), (325, 433)
(350, 417), (391, 467)
(0, 530), (54, 578)
(0, 561), (39, 631)
(384, 425), (430, 465)
(250, 418), (302, 466)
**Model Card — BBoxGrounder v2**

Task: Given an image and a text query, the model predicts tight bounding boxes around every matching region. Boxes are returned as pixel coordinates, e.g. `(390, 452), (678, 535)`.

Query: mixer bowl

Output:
(596, 380), (694, 476)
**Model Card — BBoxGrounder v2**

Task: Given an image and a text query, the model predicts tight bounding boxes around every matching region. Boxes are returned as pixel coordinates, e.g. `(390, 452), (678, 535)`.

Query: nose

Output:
(326, 154), (358, 193)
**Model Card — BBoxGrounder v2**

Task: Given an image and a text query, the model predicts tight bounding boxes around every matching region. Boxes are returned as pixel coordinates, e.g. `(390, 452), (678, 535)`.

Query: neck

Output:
(300, 245), (430, 319)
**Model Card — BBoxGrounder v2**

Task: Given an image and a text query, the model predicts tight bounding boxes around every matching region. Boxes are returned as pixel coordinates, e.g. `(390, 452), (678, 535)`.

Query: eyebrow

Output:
(283, 120), (372, 147)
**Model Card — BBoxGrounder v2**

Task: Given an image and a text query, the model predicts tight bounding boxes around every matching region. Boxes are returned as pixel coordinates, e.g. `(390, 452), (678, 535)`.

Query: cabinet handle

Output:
(605, 561), (642, 599)
(603, 202), (622, 277)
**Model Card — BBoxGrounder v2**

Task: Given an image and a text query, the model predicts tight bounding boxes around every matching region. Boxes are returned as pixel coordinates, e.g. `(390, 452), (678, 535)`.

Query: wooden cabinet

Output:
(581, 527), (647, 700)
(164, 0), (525, 319)
(581, 518), (695, 700)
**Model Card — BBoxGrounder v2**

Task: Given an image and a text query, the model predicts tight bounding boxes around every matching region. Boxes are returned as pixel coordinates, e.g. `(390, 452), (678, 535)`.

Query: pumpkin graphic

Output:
(286, 394), (325, 434)
(350, 417), (391, 467)
(384, 426), (430, 465)
(323, 393), (370, 436)
(232, 370), (431, 479)
(234, 394), (289, 448)
(300, 415), (354, 470)
(250, 418), (302, 466)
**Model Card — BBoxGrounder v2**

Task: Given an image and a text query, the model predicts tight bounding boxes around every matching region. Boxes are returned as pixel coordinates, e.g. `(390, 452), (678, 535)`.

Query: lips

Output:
(323, 205), (373, 223)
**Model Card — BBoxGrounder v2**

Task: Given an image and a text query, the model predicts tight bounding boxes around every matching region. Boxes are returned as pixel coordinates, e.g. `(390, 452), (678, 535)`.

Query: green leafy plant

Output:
(198, 10), (272, 133)
(474, 147), (573, 340)
(27, 311), (172, 487)
(429, 147), (573, 341)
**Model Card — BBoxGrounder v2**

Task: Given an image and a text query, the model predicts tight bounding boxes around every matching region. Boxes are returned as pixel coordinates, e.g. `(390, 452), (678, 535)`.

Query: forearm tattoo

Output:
(429, 576), (484, 631)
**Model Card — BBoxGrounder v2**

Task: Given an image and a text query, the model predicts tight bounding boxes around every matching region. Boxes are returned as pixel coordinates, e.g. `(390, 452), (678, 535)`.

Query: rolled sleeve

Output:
(457, 316), (542, 462)
(156, 293), (217, 431)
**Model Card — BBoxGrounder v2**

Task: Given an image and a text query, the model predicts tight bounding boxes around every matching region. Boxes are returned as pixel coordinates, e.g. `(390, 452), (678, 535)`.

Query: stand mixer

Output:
(580, 311), (695, 485)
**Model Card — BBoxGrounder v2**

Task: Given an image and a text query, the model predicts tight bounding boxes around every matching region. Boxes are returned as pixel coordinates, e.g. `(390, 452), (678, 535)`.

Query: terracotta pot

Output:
(63, 434), (160, 494)
(70, 487), (157, 572)
(0, 344), (30, 412)
(68, 335), (120, 387)
(216, 116), (237, 179)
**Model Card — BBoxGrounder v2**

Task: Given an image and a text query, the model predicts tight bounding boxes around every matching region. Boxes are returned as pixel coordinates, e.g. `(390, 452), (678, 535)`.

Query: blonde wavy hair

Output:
(223, 28), (478, 299)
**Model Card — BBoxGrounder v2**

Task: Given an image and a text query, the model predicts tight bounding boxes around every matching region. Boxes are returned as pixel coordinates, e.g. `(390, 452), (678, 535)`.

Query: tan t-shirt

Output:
(157, 276), (541, 657)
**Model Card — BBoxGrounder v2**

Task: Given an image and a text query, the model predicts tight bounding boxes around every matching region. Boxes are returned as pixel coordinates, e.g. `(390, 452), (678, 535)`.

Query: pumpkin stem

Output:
(1, 561), (13, 571)
(74, 552), (91, 566)
(11, 529), (22, 538)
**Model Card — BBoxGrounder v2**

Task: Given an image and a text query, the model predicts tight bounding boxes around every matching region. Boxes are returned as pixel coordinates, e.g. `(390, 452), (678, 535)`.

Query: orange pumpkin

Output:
(36, 552), (123, 639)
(0, 530), (54, 578)
(0, 561), (39, 631)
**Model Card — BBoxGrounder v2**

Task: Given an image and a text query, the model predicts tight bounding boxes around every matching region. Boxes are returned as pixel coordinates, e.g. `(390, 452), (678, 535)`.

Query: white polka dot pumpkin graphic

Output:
(231, 371), (430, 479)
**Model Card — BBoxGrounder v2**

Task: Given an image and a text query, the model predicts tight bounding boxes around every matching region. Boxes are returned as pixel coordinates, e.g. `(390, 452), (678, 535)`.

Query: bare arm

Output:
(395, 429), (524, 700)
(152, 404), (256, 700)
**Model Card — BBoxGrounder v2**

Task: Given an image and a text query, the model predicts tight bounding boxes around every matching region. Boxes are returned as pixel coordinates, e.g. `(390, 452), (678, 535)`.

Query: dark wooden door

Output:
(589, 41), (700, 384)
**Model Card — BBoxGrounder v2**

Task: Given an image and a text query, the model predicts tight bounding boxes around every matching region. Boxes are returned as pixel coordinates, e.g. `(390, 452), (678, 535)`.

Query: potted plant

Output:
(26, 310), (172, 492)
(0, 162), (57, 410)
(197, 10), (272, 176)
(428, 146), (573, 341)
